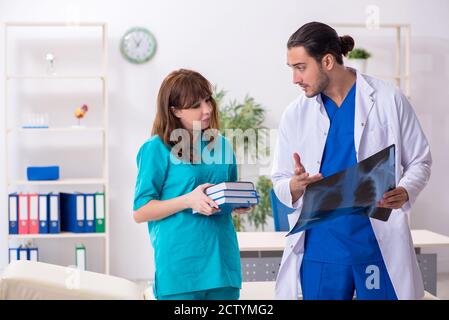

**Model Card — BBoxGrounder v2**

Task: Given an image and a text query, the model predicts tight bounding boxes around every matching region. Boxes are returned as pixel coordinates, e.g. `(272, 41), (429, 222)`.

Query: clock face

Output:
(120, 27), (157, 64)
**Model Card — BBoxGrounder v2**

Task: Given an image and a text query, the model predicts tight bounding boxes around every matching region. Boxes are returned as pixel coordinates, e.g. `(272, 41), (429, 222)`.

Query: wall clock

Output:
(120, 27), (157, 64)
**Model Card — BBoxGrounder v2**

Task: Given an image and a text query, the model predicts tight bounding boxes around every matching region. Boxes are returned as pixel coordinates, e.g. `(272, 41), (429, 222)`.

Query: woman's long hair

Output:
(152, 69), (220, 161)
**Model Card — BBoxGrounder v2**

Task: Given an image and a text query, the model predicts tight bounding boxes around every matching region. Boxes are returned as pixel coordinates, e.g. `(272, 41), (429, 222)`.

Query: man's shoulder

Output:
(361, 73), (403, 98)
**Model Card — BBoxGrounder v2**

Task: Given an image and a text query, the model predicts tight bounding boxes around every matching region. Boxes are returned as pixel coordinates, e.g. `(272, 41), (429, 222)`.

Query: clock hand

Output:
(133, 38), (141, 48)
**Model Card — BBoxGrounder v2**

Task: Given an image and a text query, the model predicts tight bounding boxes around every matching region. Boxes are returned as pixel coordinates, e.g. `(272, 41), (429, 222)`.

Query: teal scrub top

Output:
(133, 134), (242, 298)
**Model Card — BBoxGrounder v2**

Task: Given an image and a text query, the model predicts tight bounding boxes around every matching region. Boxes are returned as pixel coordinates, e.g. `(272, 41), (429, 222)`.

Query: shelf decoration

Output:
(74, 104), (89, 127)
(22, 113), (49, 129)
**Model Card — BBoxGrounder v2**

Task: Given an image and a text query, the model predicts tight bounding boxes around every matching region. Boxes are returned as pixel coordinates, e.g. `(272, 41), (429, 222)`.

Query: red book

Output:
(29, 194), (39, 234)
(18, 193), (29, 234)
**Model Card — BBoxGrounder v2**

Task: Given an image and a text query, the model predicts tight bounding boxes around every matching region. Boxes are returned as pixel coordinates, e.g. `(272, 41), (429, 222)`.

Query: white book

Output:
(214, 196), (259, 206)
(206, 181), (255, 195)
(209, 190), (257, 200)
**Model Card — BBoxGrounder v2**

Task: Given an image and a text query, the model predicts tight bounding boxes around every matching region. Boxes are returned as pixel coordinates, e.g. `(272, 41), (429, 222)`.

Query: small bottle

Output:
(45, 53), (56, 75)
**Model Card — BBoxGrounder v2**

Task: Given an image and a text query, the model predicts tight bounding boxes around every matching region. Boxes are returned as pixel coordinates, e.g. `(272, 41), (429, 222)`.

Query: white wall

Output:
(1, 0), (448, 280)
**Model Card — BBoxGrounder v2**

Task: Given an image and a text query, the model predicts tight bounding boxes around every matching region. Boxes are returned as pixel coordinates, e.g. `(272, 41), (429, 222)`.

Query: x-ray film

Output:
(288, 144), (396, 236)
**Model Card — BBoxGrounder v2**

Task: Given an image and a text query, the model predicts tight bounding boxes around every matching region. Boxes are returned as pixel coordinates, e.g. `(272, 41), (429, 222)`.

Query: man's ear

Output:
(171, 106), (182, 119)
(321, 53), (335, 71)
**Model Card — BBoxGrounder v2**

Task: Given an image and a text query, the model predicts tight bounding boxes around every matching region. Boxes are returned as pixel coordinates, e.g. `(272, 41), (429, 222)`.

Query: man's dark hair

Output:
(287, 22), (355, 65)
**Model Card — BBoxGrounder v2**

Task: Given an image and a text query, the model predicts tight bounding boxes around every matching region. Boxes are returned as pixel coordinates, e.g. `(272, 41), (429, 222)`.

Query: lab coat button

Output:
(361, 122), (365, 127)
(317, 160), (321, 165)
(324, 132), (327, 136)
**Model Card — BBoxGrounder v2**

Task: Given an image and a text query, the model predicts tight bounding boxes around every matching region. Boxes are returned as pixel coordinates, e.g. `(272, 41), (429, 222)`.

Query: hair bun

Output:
(339, 35), (355, 56)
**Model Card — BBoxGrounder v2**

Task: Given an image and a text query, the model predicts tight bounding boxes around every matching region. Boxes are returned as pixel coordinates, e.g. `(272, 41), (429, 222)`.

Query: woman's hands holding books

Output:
(186, 183), (221, 216)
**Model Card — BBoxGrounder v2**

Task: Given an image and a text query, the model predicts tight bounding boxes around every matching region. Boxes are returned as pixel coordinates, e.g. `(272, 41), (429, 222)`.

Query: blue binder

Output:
(48, 193), (60, 234)
(8, 193), (19, 235)
(60, 192), (85, 233)
(85, 194), (96, 233)
(38, 194), (49, 234)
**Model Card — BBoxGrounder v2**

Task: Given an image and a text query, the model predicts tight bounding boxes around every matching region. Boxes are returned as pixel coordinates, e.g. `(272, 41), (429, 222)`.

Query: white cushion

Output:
(240, 281), (276, 300)
(0, 261), (439, 300)
(0, 261), (144, 300)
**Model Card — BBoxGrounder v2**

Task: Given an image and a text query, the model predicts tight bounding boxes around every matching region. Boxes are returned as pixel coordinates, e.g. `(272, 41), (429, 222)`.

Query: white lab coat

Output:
(271, 70), (432, 300)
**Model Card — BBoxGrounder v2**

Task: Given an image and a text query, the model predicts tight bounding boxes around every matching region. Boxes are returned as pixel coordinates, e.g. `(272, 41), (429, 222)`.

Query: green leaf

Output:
(348, 47), (372, 59)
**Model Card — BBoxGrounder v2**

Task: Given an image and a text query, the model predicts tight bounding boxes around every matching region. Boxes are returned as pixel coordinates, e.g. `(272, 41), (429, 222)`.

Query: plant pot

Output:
(347, 58), (368, 73)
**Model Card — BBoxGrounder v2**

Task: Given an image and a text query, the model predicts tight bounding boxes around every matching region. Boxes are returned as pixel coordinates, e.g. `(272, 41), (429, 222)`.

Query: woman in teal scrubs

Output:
(133, 69), (250, 300)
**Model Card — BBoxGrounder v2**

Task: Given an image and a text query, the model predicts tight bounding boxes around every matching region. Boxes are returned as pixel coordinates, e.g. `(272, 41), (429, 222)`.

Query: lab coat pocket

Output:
(365, 123), (393, 154)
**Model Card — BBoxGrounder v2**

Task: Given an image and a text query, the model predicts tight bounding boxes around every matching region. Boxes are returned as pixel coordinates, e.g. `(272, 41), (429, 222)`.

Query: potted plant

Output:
(247, 175), (273, 231)
(213, 87), (270, 231)
(347, 47), (372, 73)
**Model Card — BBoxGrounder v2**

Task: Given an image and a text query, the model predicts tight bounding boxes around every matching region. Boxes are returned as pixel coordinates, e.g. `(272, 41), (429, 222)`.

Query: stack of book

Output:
(193, 181), (259, 214)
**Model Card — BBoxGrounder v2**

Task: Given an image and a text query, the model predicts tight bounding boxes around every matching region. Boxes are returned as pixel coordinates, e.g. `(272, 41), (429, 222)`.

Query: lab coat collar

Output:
(311, 68), (376, 156)
(311, 67), (375, 101)
(354, 69), (376, 155)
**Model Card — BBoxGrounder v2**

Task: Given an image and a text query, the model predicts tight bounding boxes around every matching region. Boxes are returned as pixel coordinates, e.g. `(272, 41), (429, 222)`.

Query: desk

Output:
(237, 229), (449, 296)
(238, 229), (449, 251)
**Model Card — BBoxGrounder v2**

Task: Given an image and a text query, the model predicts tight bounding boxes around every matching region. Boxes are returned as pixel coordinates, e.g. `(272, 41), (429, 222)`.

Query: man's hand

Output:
(377, 187), (409, 209)
(289, 153), (323, 204)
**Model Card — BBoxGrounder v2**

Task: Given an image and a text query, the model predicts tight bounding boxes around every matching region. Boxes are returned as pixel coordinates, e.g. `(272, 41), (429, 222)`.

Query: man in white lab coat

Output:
(272, 22), (432, 300)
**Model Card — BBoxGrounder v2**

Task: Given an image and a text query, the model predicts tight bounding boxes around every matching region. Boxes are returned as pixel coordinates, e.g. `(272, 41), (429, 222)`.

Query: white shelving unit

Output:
(3, 22), (110, 274)
(331, 23), (411, 98)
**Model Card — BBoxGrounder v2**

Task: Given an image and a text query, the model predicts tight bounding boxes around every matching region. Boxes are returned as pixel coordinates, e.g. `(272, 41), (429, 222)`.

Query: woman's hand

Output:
(185, 183), (221, 216)
(233, 206), (254, 215)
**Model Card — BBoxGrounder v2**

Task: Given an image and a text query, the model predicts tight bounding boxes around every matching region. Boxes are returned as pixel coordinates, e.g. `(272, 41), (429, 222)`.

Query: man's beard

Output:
(305, 68), (330, 98)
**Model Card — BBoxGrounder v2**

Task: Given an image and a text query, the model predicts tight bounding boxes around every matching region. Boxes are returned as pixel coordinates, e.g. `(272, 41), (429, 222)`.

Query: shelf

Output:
(4, 21), (110, 274)
(332, 22), (411, 98)
(371, 74), (410, 80)
(5, 22), (106, 27)
(7, 127), (105, 134)
(9, 232), (106, 240)
(8, 178), (107, 186)
(331, 23), (410, 28)
(6, 75), (105, 80)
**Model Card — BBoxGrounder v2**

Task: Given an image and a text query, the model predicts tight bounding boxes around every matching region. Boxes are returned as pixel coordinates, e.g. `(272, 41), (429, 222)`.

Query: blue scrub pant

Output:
(300, 259), (397, 300)
(158, 287), (240, 300)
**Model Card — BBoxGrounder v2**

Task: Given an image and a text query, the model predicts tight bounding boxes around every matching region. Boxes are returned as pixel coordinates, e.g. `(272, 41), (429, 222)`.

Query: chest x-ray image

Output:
(288, 145), (396, 236)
